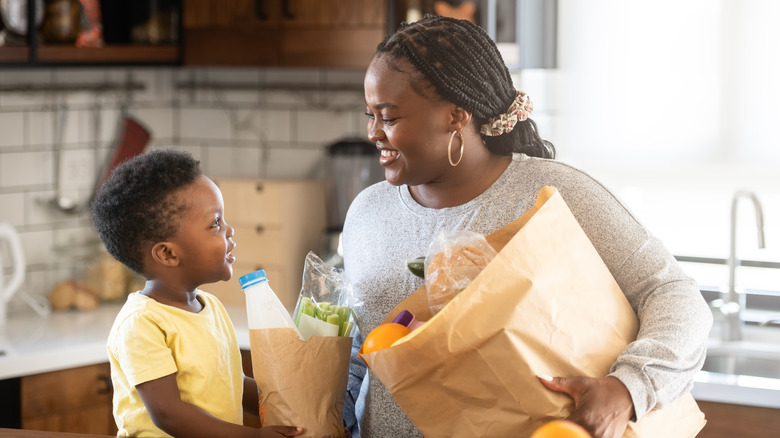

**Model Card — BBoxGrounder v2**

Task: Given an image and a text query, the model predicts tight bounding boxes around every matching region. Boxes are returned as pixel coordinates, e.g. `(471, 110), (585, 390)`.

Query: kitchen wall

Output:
(552, 0), (780, 292)
(0, 66), (373, 301)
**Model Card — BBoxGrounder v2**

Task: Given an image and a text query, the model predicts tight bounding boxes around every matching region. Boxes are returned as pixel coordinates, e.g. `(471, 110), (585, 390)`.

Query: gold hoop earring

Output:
(448, 131), (464, 166)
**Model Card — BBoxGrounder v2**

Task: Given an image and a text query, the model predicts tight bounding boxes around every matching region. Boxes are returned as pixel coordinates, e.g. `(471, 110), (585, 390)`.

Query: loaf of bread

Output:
(424, 232), (497, 315)
(49, 280), (99, 311)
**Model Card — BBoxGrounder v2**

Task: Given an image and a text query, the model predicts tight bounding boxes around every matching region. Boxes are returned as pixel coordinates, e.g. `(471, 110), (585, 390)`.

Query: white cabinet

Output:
(202, 179), (326, 313)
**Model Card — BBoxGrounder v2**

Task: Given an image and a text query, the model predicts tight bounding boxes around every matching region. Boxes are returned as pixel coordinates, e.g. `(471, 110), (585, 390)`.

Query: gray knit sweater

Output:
(342, 154), (712, 437)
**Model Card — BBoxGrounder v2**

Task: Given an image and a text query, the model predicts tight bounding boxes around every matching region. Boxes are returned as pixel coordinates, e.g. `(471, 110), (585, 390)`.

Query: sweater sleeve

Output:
(608, 236), (713, 420)
(548, 162), (713, 420)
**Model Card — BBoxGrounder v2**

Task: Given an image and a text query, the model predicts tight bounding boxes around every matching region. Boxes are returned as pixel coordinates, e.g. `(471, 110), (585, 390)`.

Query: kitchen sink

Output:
(702, 346), (780, 379)
(692, 323), (780, 408)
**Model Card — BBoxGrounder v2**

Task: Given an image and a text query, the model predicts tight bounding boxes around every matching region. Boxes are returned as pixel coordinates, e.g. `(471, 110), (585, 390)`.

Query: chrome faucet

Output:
(722, 191), (766, 341)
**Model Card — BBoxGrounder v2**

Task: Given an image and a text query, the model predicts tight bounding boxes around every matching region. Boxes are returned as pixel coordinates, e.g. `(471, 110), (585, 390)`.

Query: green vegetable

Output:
(406, 256), (426, 279)
(336, 306), (351, 324)
(296, 297), (317, 325)
(294, 299), (354, 336)
(341, 321), (354, 337)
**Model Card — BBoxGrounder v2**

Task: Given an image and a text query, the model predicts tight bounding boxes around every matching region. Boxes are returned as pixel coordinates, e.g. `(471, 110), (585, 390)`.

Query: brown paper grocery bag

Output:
(360, 186), (705, 438)
(250, 328), (352, 438)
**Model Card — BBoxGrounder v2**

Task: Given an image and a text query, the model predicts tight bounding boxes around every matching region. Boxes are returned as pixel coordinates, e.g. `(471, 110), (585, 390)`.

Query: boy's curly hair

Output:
(91, 149), (202, 274)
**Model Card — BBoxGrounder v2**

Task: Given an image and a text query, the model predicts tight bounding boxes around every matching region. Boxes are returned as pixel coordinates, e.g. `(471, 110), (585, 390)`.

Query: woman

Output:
(342, 15), (711, 438)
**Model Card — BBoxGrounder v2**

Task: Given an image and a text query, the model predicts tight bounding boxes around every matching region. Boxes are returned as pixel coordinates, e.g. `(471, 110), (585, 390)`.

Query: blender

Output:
(321, 138), (385, 268)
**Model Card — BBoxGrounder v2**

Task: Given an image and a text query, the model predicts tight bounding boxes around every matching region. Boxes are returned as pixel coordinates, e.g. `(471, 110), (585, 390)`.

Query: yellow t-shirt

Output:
(107, 290), (244, 437)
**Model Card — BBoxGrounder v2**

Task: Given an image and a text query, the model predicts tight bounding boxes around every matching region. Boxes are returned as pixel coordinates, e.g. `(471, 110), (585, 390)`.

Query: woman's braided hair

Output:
(376, 14), (555, 159)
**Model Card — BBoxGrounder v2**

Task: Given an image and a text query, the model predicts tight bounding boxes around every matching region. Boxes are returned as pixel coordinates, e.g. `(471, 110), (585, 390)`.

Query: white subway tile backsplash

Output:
(265, 147), (326, 179)
(27, 110), (55, 147)
(76, 107), (103, 147)
(229, 108), (262, 143)
(52, 70), (108, 107)
(322, 91), (364, 109)
(0, 151), (54, 188)
(100, 108), (123, 144)
(52, 69), (107, 85)
(220, 90), (260, 104)
(0, 192), (25, 226)
(61, 107), (82, 145)
(206, 68), (262, 84)
(324, 69), (365, 86)
(19, 229), (55, 265)
(262, 110), (292, 143)
(262, 89), (312, 107)
(295, 109), (353, 144)
(131, 68), (173, 104)
(26, 190), (59, 226)
(265, 68), (323, 85)
(204, 145), (235, 177)
(167, 144), (204, 162)
(1, 65), (363, 297)
(350, 112), (370, 139)
(53, 225), (101, 257)
(179, 107), (233, 140)
(134, 107), (174, 141)
(0, 70), (53, 107)
(231, 147), (262, 179)
(57, 148), (96, 190)
(0, 112), (25, 147)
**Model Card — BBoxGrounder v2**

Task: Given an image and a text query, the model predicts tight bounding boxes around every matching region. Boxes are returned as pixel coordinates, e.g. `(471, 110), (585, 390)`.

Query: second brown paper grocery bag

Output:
(360, 186), (706, 438)
(250, 328), (352, 438)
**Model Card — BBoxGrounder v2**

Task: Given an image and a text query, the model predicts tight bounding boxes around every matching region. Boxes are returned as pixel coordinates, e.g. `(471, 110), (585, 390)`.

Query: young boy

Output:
(92, 149), (303, 438)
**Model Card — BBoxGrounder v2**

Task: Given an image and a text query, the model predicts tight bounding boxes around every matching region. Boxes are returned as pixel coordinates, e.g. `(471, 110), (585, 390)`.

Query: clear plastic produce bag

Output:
(424, 230), (497, 315)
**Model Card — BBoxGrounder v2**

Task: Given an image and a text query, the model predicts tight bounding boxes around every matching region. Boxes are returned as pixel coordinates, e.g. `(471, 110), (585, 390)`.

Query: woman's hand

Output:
(537, 375), (634, 438)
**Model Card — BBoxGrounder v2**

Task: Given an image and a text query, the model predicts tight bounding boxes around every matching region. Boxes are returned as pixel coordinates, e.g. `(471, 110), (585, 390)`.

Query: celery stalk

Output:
(336, 306), (351, 324)
(341, 321), (354, 337)
(302, 301), (316, 318)
(296, 297), (313, 326)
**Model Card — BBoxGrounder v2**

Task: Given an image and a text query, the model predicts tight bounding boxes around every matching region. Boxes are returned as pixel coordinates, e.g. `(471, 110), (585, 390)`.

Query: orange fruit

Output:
(361, 323), (412, 354)
(531, 420), (591, 438)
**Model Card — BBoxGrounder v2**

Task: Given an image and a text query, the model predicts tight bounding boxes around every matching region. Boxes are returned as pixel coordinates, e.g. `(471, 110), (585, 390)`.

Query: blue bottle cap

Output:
(239, 269), (268, 289)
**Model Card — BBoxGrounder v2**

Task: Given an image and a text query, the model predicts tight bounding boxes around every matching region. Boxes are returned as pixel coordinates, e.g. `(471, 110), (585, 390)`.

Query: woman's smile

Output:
(379, 148), (400, 166)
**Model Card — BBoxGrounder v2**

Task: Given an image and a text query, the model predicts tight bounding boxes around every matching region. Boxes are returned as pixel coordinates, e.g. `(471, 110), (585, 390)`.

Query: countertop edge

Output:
(692, 371), (780, 409)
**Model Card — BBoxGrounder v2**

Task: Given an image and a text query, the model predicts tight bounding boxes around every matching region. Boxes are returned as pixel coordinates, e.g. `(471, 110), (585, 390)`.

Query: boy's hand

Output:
(537, 375), (634, 438)
(257, 426), (304, 437)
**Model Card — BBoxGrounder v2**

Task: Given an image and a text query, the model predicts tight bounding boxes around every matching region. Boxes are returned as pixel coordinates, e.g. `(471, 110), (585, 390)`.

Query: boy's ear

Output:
(449, 105), (473, 132)
(150, 242), (180, 267)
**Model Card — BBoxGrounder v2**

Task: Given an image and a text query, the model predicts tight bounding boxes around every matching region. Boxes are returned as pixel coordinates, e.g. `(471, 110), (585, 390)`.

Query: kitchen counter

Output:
(0, 302), (251, 380)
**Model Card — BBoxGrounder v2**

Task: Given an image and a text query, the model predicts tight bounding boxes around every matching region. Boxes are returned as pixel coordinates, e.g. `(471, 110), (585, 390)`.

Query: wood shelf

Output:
(0, 46), (31, 63)
(35, 45), (180, 64)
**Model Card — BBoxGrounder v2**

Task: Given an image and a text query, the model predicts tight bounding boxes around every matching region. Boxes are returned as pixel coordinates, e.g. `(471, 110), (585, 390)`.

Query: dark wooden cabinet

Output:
(696, 400), (780, 438)
(21, 363), (116, 436)
(182, 0), (387, 69)
(2, 0), (388, 68)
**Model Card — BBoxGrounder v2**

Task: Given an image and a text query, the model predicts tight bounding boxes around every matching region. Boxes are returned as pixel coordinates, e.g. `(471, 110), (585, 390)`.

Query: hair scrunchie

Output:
(479, 90), (533, 136)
